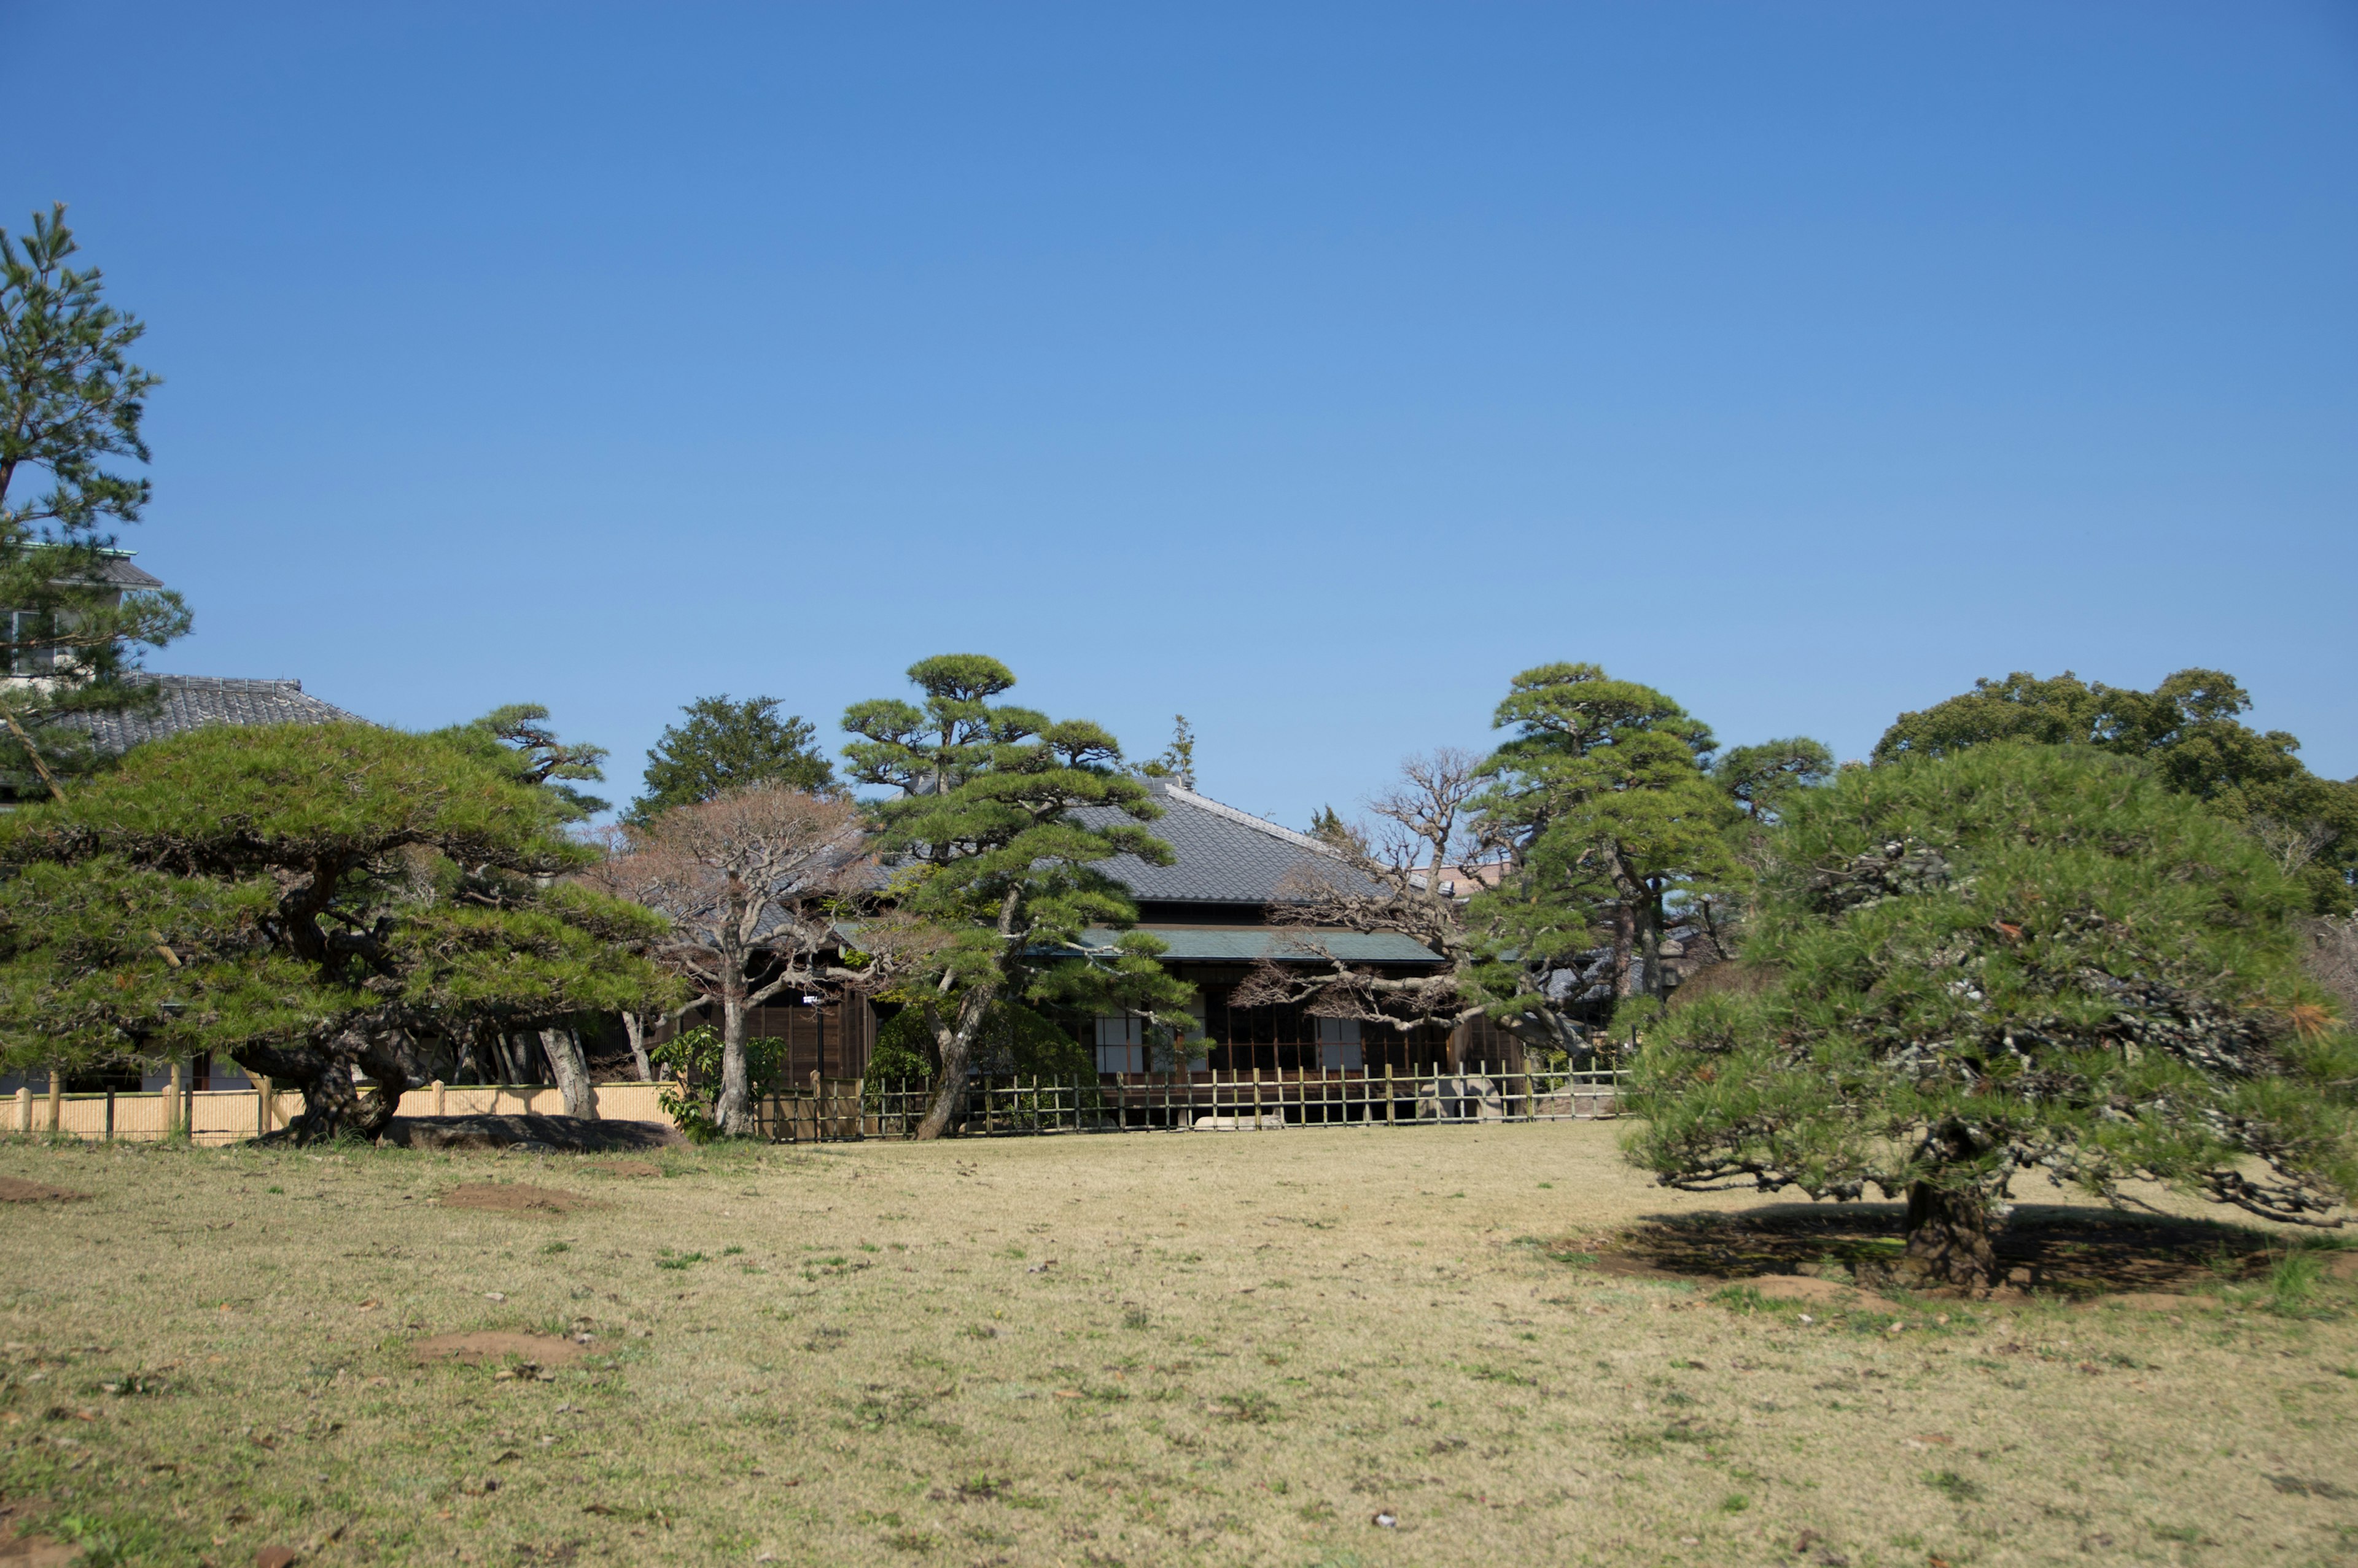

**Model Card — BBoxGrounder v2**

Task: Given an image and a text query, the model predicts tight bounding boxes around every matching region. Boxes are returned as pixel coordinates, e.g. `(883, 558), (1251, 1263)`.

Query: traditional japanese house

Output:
(709, 777), (1520, 1093)
(1067, 778), (1520, 1080)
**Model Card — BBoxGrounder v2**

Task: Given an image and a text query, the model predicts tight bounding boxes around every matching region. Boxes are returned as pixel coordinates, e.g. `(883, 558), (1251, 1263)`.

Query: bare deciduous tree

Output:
(583, 787), (868, 1136)
(1230, 750), (1582, 1060)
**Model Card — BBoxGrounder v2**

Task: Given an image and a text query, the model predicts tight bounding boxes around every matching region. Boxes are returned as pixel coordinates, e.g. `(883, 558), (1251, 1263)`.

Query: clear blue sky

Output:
(7, 2), (2355, 825)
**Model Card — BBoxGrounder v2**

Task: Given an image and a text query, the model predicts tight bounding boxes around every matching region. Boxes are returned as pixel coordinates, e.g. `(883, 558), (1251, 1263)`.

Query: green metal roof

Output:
(1076, 927), (1445, 964)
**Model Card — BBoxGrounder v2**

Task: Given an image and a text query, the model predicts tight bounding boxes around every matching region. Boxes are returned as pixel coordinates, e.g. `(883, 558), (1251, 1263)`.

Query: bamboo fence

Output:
(760, 1064), (1625, 1142)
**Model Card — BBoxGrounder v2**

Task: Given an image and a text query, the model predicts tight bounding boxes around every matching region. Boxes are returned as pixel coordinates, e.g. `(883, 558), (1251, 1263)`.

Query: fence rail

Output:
(760, 1064), (1625, 1142)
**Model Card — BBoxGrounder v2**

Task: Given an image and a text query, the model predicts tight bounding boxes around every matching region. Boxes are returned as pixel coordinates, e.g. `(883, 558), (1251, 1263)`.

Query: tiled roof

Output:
(87, 554), (166, 591)
(56, 675), (365, 753)
(1072, 780), (1386, 904)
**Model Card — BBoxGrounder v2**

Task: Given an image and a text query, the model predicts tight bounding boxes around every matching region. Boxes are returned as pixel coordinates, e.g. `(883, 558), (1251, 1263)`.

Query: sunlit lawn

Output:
(3, 1121), (2354, 1566)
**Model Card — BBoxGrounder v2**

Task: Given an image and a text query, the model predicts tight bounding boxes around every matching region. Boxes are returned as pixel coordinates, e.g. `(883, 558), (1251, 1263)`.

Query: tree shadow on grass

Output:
(1582, 1203), (2300, 1297)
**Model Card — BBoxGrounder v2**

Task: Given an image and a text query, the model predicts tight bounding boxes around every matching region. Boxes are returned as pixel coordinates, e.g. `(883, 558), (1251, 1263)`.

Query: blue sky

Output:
(7, 2), (2354, 826)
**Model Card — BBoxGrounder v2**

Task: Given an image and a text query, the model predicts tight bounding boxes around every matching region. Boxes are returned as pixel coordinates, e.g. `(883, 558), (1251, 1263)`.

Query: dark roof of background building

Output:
(1072, 779), (1384, 904)
(56, 675), (365, 753)
(87, 554), (166, 591)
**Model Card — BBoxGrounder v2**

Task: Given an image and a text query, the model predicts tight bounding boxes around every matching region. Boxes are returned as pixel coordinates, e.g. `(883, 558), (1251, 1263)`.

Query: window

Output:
(1315, 1016), (1361, 1071)
(5, 611), (53, 676)
(1094, 1015), (1145, 1075)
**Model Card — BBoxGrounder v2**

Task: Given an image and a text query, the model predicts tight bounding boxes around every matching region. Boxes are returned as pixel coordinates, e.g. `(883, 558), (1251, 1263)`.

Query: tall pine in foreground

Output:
(1628, 742), (2357, 1290)
(0, 205), (190, 795)
(841, 654), (1190, 1139)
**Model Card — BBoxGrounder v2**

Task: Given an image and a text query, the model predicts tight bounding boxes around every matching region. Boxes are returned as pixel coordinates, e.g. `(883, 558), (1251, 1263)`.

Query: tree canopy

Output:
(0, 723), (670, 1139)
(628, 694), (833, 825)
(1, 204), (190, 796)
(1875, 668), (2358, 912)
(1627, 742), (2357, 1288)
(841, 654), (1189, 1138)
(1473, 662), (1738, 1006)
(434, 703), (611, 821)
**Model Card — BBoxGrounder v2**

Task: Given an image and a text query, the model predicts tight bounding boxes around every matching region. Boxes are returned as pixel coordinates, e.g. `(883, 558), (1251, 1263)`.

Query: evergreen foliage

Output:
(1875, 668), (2358, 912)
(1472, 662), (1738, 1004)
(1711, 737), (1835, 821)
(0, 204), (190, 794)
(0, 723), (671, 1139)
(841, 654), (1191, 1138)
(629, 694), (833, 824)
(1628, 742), (2357, 1288)
(1135, 714), (1197, 790)
(434, 703), (610, 820)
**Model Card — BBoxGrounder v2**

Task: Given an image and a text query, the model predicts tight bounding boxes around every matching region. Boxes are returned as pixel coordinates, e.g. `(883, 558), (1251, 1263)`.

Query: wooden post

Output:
(853, 1077), (865, 1140)
(104, 1088), (116, 1141)
(14, 1085), (28, 1135)
(47, 1068), (63, 1134)
(1384, 1063), (1395, 1125)
(431, 1079), (446, 1117)
(167, 1059), (184, 1136)
(255, 1074), (271, 1136)
(1251, 1068), (1263, 1130)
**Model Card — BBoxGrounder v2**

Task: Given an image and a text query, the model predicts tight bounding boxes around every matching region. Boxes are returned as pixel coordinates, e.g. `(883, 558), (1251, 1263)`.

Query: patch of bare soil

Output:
(411, 1332), (586, 1368)
(1578, 1203), (2288, 1298)
(0, 1527), (77, 1567)
(589, 1160), (660, 1178)
(0, 1177), (87, 1205)
(439, 1182), (602, 1215)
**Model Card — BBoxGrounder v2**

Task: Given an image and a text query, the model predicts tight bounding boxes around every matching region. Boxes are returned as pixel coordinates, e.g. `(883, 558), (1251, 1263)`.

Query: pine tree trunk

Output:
(715, 985), (756, 1138)
(621, 1012), (653, 1081)
(540, 1027), (598, 1119)
(916, 989), (994, 1140)
(1902, 1182), (1997, 1291)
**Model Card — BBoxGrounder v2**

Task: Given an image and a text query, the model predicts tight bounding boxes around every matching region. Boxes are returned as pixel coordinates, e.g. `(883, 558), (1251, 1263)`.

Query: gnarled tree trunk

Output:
(237, 1024), (434, 1144)
(916, 985), (997, 1140)
(540, 1026), (598, 1119)
(1902, 1182), (1997, 1292)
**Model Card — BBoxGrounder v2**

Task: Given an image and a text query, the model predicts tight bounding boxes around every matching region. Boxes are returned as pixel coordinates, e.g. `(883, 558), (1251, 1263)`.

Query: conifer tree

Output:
(0, 723), (671, 1140)
(1474, 663), (1737, 1001)
(628, 694), (833, 825)
(0, 205), (190, 795)
(1876, 668), (2358, 912)
(841, 655), (1191, 1139)
(1629, 742), (2357, 1289)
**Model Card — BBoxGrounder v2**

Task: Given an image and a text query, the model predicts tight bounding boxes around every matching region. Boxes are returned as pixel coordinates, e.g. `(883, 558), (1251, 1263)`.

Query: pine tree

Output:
(1628, 742), (2357, 1289)
(1474, 663), (1737, 1003)
(0, 205), (190, 796)
(1875, 668), (2358, 912)
(841, 655), (1192, 1139)
(628, 694), (833, 824)
(0, 723), (671, 1140)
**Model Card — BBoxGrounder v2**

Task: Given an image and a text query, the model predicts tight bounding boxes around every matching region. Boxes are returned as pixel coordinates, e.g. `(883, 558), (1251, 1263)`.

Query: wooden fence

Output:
(758, 1064), (1626, 1141)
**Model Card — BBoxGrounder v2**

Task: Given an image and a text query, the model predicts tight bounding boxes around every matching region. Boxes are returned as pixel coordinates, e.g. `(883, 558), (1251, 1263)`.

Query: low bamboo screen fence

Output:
(763, 1065), (1625, 1143)
(10, 1067), (1624, 1146)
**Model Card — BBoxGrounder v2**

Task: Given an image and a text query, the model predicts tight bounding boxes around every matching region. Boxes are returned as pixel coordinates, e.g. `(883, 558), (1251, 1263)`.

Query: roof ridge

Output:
(1161, 783), (1339, 857)
(140, 673), (305, 689)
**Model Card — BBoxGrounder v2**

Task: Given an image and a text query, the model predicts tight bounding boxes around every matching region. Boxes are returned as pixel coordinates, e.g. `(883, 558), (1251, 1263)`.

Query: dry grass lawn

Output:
(3, 1122), (2354, 1567)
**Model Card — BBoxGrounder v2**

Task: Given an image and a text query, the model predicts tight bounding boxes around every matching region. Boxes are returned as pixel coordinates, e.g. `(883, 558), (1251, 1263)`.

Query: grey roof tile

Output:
(56, 674), (365, 753)
(1073, 780), (1384, 904)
